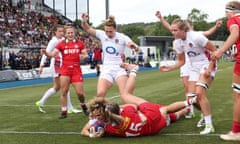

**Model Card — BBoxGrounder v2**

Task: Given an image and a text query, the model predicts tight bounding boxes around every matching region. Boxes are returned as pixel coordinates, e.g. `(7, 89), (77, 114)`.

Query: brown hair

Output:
(104, 15), (117, 29)
(88, 97), (109, 113)
(105, 102), (122, 125)
(53, 24), (64, 32)
(171, 18), (190, 32)
(226, 1), (240, 10)
(64, 25), (75, 33)
(105, 102), (120, 115)
(88, 97), (123, 125)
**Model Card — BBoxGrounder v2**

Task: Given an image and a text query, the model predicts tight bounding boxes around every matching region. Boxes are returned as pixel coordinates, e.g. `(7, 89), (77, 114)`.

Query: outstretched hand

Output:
(211, 50), (222, 61)
(160, 65), (171, 72)
(128, 42), (140, 52)
(215, 19), (223, 28)
(81, 13), (89, 22)
(89, 124), (105, 138)
(155, 11), (162, 19)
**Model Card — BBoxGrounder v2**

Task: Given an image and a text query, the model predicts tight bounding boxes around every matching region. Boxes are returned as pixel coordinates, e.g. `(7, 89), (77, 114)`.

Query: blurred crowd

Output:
(0, 0), (101, 70)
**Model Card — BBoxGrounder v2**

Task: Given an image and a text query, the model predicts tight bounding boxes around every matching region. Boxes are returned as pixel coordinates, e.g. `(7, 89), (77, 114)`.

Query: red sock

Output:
(185, 107), (190, 114)
(61, 110), (67, 115)
(232, 121), (240, 133)
(80, 103), (86, 106)
(169, 113), (177, 123)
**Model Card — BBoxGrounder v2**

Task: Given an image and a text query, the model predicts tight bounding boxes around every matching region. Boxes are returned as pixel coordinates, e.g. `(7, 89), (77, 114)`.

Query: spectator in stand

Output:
(0, 50), (2, 70)
(86, 48), (93, 65)
(93, 43), (102, 76)
(0, 0), (100, 70)
(9, 50), (17, 69)
(18, 52), (31, 70)
(2, 49), (9, 68)
(42, 26), (88, 119)
(36, 25), (81, 114)
(129, 50), (136, 64)
(137, 50), (144, 66)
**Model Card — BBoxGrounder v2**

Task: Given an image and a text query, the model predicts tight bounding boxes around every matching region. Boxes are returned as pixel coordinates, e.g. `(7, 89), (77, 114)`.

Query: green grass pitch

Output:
(0, 61), (239, 144)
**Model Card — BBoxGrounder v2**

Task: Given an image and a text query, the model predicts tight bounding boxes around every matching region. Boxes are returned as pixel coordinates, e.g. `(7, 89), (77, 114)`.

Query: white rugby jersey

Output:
(173, 31), (209, 64)
(96, 30), (132, 65)
(40, 36), (63, 68)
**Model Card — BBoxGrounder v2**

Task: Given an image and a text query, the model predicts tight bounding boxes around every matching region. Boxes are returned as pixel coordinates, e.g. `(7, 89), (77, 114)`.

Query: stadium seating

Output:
(0, 0), (100, 70)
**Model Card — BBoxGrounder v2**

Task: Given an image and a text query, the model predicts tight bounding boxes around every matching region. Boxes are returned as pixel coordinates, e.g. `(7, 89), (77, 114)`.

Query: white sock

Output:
(184, 98), (195, 107)
(190, 105), (194, 114)
(184, 101), (189, 107)
(204, 115), (212, 125)
(175, 112), (180, 120)
(61, 106), (67, 112)
(39, 88), (56, 105)
(67, 91), (74, 110)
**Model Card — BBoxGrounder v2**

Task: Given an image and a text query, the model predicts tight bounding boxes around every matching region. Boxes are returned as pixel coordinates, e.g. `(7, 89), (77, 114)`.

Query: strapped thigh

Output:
(196, 81), (209, 90)
(232, 83), (240, 93)
(186, 93), (197, 97)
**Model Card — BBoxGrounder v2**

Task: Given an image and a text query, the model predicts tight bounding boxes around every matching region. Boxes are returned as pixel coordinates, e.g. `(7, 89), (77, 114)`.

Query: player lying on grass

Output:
(81, 63), (197, 137)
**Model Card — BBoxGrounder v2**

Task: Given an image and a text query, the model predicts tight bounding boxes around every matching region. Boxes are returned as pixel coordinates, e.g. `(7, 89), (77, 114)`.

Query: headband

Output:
(225, 7), (240, 13)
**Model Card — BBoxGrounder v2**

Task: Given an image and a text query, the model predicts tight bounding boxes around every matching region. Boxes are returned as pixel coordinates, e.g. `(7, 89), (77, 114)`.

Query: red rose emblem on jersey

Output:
(189, 43), (193, 47)
(115, 39), (119, 44)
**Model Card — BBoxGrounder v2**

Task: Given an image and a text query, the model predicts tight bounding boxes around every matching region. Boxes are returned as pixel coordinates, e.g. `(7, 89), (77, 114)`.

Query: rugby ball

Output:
(89, 123), (104, 137)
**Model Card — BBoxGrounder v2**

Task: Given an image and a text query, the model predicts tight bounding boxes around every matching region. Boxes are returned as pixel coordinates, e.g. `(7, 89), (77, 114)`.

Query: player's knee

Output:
(97, 91), (106, 97)
(61, 91), (68, 97)
(76, 92), (84, 98)
(160, 107), (167, 117)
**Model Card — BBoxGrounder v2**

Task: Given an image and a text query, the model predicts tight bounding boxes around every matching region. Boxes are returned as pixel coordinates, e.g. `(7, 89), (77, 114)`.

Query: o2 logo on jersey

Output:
(187, 51), (200, 57)
(106, 46), (119, 56)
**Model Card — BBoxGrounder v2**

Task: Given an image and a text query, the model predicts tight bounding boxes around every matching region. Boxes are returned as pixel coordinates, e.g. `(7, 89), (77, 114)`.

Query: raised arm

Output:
(81, 13), (97, 36)
(202, 19), (222, 37)
(155, 11), (171, 32)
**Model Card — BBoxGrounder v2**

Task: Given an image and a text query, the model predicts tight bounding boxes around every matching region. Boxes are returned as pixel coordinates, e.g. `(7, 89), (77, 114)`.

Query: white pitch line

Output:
(162, 133), (221, 136)
(0, 130), (222, 136)
(0, 104), (60, 107)
(0, 131), (81, 135)
(107, 95), (120, 100)
(0, 95), (120, 107)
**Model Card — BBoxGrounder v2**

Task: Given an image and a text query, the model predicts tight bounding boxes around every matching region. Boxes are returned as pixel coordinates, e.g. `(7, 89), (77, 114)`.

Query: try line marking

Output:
(0, 130), (221, 136)
(0, 95), (120, 107)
